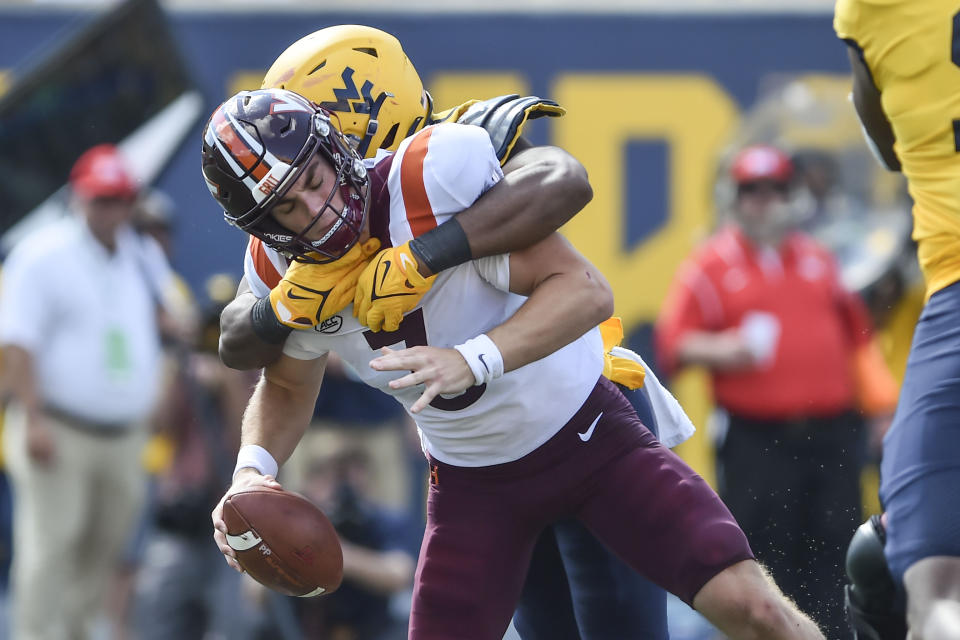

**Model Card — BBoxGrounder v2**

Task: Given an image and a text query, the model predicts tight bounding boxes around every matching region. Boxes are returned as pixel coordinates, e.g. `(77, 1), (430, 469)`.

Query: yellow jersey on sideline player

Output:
(835, 0), (960, 297)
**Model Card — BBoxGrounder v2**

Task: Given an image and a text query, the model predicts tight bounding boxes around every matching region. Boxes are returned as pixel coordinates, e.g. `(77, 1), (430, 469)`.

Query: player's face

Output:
(78, 194), (136, 245)
(270, 154), (347, 242)
(735, 180), (794, 243)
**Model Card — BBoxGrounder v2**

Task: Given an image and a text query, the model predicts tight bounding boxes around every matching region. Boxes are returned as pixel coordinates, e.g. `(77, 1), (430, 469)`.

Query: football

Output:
(222, 486), (343, 597)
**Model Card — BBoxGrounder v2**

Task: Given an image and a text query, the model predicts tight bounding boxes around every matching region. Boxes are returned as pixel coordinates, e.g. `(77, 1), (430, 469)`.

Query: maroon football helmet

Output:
(201, 88), (369, 263)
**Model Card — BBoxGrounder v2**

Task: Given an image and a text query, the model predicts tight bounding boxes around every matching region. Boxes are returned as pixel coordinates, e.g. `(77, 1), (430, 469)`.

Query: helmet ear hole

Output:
(353, 47), (378, 58)
(379, 124), (399, 150)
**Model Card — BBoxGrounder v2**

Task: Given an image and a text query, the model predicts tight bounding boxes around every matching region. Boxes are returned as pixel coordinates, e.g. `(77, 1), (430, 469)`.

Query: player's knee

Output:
(905, 557), (960, 640)
(738, 591), (796, 635)
(912, 599), (960, 640)
(845, 515), (906, 640)
(723, 590), (800, 639)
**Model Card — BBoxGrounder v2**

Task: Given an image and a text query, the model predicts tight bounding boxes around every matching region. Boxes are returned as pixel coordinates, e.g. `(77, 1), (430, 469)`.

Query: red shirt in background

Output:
(656, 225), (873, 420)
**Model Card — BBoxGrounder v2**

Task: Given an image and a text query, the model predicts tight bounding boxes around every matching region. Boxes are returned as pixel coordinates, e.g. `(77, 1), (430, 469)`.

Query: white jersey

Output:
(274, 123), (604, 466)
(243, 123), (696, 457)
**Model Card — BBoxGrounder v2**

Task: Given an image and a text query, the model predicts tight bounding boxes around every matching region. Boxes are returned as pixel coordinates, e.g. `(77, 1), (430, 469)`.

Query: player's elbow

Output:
(584, 269), (615, 325)
(596, 284), (615, 324)
(540, 148), (593, 223)
(218, 332), (254, 371)
(218, 299), (282, 370)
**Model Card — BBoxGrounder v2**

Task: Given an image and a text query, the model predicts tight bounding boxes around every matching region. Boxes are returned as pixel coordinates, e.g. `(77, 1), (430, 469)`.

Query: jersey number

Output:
(362, 308), (486, 411)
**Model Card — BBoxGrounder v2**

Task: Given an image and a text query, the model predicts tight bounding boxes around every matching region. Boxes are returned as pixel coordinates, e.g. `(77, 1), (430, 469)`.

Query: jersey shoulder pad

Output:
(456, 95), (565, 164)
(833, 0), (863, 42)
(243, 236), (287, 298)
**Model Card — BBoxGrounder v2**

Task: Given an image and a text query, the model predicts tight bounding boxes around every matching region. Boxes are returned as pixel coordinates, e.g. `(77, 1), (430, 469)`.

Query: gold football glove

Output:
(268, 238), (381, 329)
(353, 241), (437, 332)
(599, 317), (647, 390)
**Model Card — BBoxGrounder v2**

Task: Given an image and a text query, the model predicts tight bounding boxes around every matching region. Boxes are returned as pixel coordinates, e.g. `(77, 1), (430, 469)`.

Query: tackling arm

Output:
(220, 140), (593, 366)
(409, 139), (591, 278)
(412, 94), (589, 275)
(846, 47), (901, 172)
(444, 140), (592, 274)
(218, 277), (284, 370)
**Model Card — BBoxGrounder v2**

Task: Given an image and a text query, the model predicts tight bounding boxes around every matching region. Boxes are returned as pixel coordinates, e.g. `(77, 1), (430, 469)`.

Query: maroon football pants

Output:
(408, 377), (753, 640)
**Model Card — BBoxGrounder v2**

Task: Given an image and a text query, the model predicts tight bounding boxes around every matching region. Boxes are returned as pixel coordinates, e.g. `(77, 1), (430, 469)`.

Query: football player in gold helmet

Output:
(220, 25), (582, 368)
(836, 1), (960, 638)
(216, 25), (671, 640)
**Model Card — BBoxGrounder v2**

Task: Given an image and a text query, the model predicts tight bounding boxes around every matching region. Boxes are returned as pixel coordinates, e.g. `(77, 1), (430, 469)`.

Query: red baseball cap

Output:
(69, 144), (138, 200)
(730, 145), (794, 185)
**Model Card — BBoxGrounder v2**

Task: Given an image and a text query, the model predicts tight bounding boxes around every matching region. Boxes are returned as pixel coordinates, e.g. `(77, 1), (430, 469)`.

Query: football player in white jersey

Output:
(203, 88), (825, 640)
(222, 25), (679, 640)
(218, 25), (587, 370)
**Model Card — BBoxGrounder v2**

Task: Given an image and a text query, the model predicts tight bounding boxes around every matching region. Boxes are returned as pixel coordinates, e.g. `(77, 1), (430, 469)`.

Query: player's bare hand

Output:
(681, 329), (757, 372)
(212, 468), (283, 572)
(715, 331), (758, 371)
(369, 346), (475, 413)
(26, 415), (55, 466)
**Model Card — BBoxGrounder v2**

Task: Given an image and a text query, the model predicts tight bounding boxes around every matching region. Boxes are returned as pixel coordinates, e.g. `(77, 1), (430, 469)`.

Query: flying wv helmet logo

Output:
(320, 67), (391, 115)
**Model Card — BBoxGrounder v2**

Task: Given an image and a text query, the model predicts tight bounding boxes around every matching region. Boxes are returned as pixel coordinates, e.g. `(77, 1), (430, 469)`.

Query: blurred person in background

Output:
(107, 186), (202, 640)
(655, 144), (898, 639)
(836, 1), (960, 637)
(132, 273), (259, 640)
(0, 144), (171, 640)
(294, 449), (416, 640)
(132, 187), (198, 343)
(217, 25), (682, 640)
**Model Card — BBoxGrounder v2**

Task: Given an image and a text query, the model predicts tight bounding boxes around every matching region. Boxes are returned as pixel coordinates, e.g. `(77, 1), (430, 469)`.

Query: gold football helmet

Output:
(262, 25), (432, 158)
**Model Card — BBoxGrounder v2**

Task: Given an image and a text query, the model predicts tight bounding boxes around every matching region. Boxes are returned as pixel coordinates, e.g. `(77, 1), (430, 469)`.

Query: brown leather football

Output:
(222, 486), (343, 597)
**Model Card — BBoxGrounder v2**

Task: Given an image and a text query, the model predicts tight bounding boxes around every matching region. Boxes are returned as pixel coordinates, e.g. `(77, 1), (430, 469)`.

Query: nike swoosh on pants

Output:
(578, 412), (603, 442)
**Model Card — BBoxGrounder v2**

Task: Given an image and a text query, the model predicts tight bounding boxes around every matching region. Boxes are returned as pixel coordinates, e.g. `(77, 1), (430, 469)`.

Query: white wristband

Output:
(233, 444), (279, 481)
(454, 334), (504, 386)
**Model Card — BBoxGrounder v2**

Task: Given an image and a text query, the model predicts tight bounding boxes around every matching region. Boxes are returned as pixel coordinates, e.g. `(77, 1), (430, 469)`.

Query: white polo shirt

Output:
(0, 216), (165, 426)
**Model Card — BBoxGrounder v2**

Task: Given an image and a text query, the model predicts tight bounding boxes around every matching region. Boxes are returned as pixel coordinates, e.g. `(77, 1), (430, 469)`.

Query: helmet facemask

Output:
(204, 90), (370, 264)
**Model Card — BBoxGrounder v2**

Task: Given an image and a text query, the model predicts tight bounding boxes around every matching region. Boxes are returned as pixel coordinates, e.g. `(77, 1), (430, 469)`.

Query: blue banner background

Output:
(0, 10), (849, 312)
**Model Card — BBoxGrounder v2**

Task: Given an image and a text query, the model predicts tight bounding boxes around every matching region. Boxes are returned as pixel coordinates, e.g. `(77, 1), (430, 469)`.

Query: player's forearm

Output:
(413, 147), (591, 277)
(489, 268), (613, 373)
(0, 345), (41, 417)
(675, 330), (754, 371)
(465, 146), (591, 258)
(219, 292), (285, 370)
(240, 368), (322, 469)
